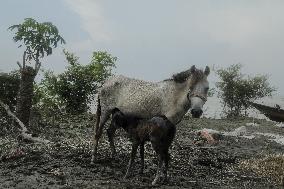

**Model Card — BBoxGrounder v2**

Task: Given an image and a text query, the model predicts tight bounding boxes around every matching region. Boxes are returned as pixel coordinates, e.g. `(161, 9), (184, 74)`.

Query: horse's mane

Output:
(164, 68), (204, 83)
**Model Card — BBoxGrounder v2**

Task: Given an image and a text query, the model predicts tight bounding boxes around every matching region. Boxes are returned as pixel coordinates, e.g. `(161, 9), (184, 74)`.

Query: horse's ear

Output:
(190, 65), (196, 74)
(204, 66), (210, 76)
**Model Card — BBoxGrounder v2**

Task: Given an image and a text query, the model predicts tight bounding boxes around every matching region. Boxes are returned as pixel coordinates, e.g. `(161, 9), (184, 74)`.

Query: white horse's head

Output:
(172, 65), (210, 118)
(187, 65), (210, 118)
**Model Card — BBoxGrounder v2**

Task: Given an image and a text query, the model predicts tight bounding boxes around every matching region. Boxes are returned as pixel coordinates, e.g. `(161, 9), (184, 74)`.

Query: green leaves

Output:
(8, 18), (65, 62)
(90, 51), (117, 83)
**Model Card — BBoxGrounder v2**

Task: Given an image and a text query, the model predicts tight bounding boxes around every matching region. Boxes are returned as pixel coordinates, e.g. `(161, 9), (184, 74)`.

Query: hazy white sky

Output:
(1, 0), (284, 94)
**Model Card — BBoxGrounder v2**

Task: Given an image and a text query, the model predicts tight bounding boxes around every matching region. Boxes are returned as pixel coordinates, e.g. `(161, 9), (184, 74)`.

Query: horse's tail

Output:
(95, 96), (101, 134)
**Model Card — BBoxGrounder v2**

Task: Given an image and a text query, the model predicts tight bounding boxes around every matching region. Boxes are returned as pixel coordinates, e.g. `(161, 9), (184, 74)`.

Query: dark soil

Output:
(0, 116), (283, 189)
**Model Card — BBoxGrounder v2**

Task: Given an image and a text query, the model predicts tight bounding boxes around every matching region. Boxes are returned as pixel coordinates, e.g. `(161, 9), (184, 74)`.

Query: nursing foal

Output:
(110, 108), (176, 185)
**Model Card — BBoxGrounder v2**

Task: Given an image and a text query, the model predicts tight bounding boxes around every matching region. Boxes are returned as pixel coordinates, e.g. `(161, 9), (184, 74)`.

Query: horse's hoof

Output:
(152, 177), (160, 185)
(91, 156), (96, 164)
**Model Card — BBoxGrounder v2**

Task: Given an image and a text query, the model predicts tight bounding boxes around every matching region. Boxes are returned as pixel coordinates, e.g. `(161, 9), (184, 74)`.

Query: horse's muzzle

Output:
(191, 109), (203, 118)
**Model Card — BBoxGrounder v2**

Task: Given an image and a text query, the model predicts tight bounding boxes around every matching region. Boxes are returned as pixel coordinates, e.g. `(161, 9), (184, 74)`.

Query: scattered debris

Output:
(224, 126), (247, 137)
(245, 122), (259, 126)
(255, 133), (284, 145)
(0, 148), (25, 161)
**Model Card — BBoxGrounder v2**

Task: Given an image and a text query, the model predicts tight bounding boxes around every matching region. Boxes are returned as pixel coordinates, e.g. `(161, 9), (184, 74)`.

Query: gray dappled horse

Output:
(91, 65), (210, 163)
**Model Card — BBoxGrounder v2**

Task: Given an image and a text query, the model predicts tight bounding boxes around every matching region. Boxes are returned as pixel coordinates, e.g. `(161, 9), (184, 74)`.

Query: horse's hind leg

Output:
(91, 111), (111, 163)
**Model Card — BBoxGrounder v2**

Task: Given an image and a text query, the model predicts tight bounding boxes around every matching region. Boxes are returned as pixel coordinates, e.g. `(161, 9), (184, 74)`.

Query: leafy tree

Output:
(216, 64), (275, 118)
(8, 18), (65, 126)
(35, 50), (116, 115)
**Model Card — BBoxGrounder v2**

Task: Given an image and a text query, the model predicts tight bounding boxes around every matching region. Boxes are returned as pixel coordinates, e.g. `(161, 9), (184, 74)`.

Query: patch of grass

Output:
(239, 154), (284, 185)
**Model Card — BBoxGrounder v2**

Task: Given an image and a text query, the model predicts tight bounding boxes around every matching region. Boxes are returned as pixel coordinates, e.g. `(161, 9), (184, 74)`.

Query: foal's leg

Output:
(91, 111), (111, 163)
(107, 123), (117, 159)
(124, 141), (139, 179)
(139, 142), (145, 174)
(162, 149), (170, 182)
(152, 153), (163, 185)
(151, 141), (164, 185)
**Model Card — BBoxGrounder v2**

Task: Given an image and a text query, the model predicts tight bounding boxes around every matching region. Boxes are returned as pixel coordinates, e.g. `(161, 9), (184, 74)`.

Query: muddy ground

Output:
(0, 116), (284, 189)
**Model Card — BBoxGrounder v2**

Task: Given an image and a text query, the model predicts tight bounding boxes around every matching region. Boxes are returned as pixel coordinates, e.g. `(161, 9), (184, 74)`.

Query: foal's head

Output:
(111, 108), (143, 130)
(111, 108), (127, 129)
(173, 65), (210, 118)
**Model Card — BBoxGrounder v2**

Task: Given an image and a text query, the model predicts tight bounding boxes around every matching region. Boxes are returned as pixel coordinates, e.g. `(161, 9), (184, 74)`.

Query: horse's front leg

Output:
(124, 141), (139, 179)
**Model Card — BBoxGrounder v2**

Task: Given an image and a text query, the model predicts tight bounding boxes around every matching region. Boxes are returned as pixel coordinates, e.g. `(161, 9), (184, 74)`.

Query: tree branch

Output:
(22, 51), (26, 69)
(34, 51), (41, 74)
(0, 100), (50, 144)
(17, 61), (22, 71)
(35, 61), (41, 74)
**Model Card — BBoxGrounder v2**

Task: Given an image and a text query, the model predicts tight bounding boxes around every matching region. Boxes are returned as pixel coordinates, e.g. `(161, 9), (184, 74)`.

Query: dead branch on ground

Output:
(0, 100), (50, 144)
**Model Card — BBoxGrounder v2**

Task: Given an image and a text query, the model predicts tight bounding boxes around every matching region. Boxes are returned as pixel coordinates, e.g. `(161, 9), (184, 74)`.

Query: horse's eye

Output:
(205, 87), (209, 92)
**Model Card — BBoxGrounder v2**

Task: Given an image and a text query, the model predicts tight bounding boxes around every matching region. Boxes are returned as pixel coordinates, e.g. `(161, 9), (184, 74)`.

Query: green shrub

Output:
(0, 71), (20, 109)
(0, 71), (20, 131)
(34, 50), (117, 115)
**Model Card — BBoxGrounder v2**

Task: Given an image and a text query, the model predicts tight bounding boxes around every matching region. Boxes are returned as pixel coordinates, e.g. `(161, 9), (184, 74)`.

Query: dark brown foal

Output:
(109, 108), (176, 185)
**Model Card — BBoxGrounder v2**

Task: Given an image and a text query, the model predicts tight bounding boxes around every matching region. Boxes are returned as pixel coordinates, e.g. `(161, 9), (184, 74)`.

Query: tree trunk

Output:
(16, 66), (37, 127)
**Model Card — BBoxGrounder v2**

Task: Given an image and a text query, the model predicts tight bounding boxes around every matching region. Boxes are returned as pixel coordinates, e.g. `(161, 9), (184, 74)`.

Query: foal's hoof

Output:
(151, 180), (158, 186)
(90, 160), (94, 165)
(111, 154), (118, 161)
(124, 172), (132, 180)
(90, 156), (95, 164)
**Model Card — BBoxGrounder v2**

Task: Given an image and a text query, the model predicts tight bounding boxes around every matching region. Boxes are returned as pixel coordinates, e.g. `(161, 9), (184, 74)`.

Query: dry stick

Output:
(16, 61), (22, 70)
(34, 57), (41, 74)
(22, 51), (26, 69)
(0, 100), (50, 144)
